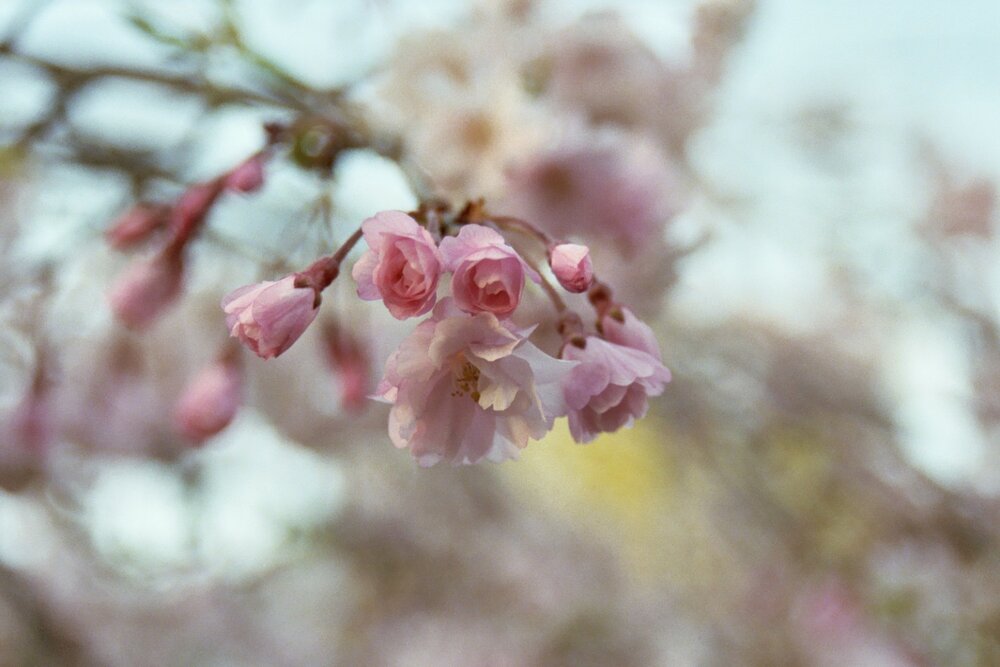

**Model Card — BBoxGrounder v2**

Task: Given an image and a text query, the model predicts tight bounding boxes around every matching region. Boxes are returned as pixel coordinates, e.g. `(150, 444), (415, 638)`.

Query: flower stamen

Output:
(450, 358), (482, 402)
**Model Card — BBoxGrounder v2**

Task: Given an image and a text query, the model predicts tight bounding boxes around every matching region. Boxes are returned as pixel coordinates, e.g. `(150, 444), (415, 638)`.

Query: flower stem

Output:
(490, 215), (556, 250)
(297, 226), (365, 291)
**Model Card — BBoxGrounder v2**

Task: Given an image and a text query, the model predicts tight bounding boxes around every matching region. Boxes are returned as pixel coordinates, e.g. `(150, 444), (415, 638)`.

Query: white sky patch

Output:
(11, 165), (128, 269)
(331, 149), (418, 231)
(16, 0), (175, 70)
(77, 410), (347, 581)
(233, 0), (469, 89)
(670, 214), (834, 334)
(0, 59), (56, 132)
(84, 459), (194, 573)
(0, 489), (59, 570)
(882, 317), (987, 488)
(191, 410), (348, 581)
(67, 77), (204, 152)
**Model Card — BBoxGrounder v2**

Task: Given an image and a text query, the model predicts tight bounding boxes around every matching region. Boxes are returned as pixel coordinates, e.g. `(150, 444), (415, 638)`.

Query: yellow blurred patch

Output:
(499, 418), (676, 576)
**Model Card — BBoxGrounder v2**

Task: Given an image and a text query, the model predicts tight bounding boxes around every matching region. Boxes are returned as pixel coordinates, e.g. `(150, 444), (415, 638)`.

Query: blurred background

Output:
(1, 0), (999, 665)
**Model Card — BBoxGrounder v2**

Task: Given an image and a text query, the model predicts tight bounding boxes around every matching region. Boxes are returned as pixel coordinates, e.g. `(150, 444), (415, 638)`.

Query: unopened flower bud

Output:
(221, 275), (319, 359)
(105, 204), (167, 250)
(108, 251), (184, 330)
(225, 155), (266, 193)
(173, 357), (242, 443)
(549, 243), (593, 293)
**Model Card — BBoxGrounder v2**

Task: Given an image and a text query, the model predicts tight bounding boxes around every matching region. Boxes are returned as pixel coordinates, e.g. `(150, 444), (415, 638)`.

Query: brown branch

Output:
(0, 45), (300, 110)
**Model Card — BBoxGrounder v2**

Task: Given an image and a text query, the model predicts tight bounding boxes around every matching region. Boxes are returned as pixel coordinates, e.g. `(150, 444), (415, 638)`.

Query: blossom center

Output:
(450, 357), (481, 402)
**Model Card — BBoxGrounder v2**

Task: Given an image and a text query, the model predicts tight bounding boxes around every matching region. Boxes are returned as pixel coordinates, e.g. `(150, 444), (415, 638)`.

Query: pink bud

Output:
(323, 324), (371, 413)
(225, 155), (266, 193)
(173, 358), (242, 443)
(8, 387), (52, 456)
(221, 275), (319, 359)
(105, 204), (167, 250)
(108, 252), (184, 330)
(549, 243), (593, 293)
(170, 182), (222, 237)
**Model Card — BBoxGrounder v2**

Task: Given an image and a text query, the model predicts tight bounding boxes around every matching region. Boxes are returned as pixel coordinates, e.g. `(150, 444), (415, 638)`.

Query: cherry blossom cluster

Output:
(217, 205), (671, 466)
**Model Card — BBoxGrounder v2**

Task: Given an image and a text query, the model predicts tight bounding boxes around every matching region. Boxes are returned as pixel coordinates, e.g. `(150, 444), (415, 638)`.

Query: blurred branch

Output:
(0, 44), (297, 109)
(216, 0), (314, 97)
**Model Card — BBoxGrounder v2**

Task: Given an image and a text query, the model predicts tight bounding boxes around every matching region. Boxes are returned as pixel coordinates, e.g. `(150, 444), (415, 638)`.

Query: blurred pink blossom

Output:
(107, 251), (184, 330)
(439, 224), (539, 318)
(503, 140), (677, 252)
(222, 276), (318, 359)
(104, 204), (167, 250)
(173, 357), (242, 443)
(170, 182), (222, 237)
(351, 210), (442, 319)
(323, 323), (371, 414)
(374, 299), (573, 466)
(225, 154), (267, 193)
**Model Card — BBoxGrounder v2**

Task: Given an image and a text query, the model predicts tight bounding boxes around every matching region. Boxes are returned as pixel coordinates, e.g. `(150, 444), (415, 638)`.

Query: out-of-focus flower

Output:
(108, 251), (184, 330)
(105, 204), (168, 250)
(374, 19), (549, 199)
(222, 276), (319, 359)
(351, 210), (442, 319)
(0, 383), (51, 488)
(439, 224), (539, 318)
(561, 335), (670, 444)
(225, 154), (267, 193)
(323, 322), (371, 413)
(170, 182), (222, 236)
(538, 13), (675, 131)
(173, 357), (242, 443)
(549, 243), (593, 293)
(503, 137), (678, 252)
(374, 299), (574, 466)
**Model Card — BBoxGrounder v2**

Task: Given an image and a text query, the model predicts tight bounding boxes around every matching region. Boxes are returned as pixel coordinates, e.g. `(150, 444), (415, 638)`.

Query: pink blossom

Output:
(561, 335), (670, 443)
(108, 252), (184, 330)
(225, 155), (266, 193)
(374, 299), (574, 466)
(600, 306), (662, 360)
(351, 210), (442, 319)
(222, 276), (319, 359)
(549, 243), (594, 293)
(438, 224), (539, 318)
(173, 359), (242, 443)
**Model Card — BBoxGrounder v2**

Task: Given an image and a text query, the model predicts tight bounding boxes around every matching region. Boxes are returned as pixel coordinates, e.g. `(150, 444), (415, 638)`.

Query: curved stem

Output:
(536, 271), (567, 313)
(490, 215), (555, 250)
(520, 254), (567, 314)
(330, 226), (365, 265)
